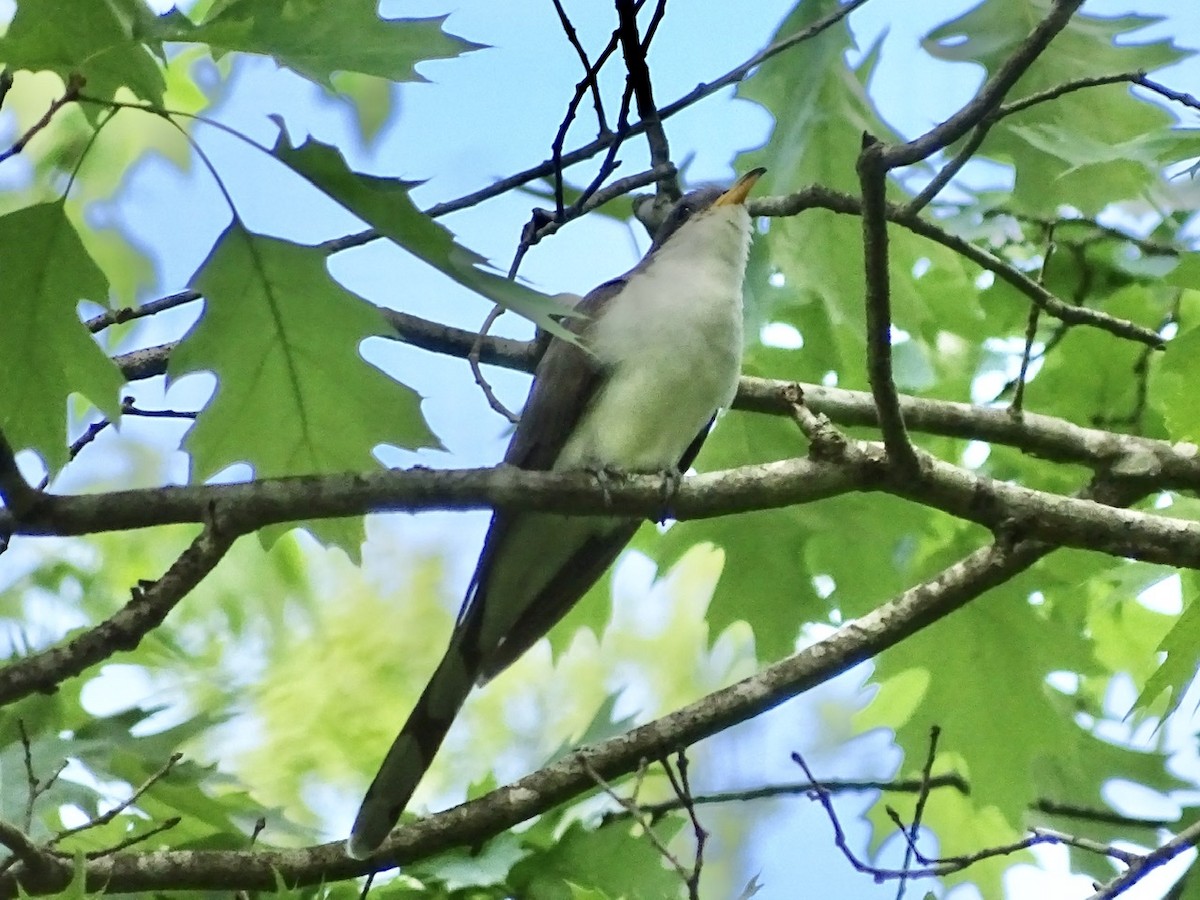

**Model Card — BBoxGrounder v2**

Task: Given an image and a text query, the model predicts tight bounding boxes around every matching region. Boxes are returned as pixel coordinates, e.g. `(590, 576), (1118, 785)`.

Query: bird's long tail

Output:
(346, 638), (479, 859)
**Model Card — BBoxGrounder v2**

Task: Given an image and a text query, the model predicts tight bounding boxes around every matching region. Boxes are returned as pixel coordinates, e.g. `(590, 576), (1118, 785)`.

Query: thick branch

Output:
(3, 435), (1198, 568)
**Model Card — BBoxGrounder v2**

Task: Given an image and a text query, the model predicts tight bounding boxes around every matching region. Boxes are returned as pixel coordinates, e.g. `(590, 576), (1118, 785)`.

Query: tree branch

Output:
(753, 187), (1164, 347)
(4, 414), (1197, 570)
(856, 136), (916, 470)
(884, 0), (1087, 168)
(389, 0), (872, 224)
(0, 520), (238, 706)
(0, 429), (38, 518)
(614, 0), (676, 199)
(1087, 816), (1200, 899)
(85, 290), (200, 333)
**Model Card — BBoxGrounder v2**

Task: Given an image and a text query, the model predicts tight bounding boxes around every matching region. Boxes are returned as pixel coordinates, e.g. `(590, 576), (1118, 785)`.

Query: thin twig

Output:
(895, 725), (942, 899)
(84, 817), (181, 858)
(468, 306), (519, 423)
(755, 186), (1165, 348)
(792, 749), (1140, 886)
(34, 420), (112, 491)
(1087, 818), (1200, 899)
(48, 753), (183, 847)
(580, 755), (692, 887)
(551, 0), (608, 136)
(0, 521), (238, 705)
(85, 290), (201, 333)
(905, 68), (1165, 215)
(16, 721), (62, 834)
(33, 400), (197, 492)
(407, 0), (872, 222)
(989, 209), (1178, 259)
(998, 70), (1146, 118)
(510, 162), (675, 276)
(884, 0), (1087, 168)
(903, 116), (993, 215)
(660, 751), (706, 900)
(1030, 827), (1140, 866)
(548, 7), (636, 217)
(0, 73), (84, 165)
(1134, 74), (1200, 113)
(614, 773), (971, 823)
(1011, 227), (1055, 418)
(122, 402), (198, 421)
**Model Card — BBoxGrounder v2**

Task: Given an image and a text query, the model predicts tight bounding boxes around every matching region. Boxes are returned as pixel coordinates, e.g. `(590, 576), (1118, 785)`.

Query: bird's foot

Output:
(656, 467), (684, 524)
(586, 465), (626, 508)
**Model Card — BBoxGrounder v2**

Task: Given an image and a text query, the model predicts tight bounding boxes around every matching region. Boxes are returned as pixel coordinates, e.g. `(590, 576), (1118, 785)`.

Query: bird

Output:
(347, 167), (766, 859)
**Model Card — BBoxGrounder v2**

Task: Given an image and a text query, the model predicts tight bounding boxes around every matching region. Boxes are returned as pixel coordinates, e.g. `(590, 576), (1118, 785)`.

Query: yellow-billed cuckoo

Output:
(347, 168), (765, 859)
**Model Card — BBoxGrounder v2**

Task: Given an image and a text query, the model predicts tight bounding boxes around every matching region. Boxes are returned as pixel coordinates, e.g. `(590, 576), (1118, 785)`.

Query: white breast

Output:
(556, 204), (752, 472)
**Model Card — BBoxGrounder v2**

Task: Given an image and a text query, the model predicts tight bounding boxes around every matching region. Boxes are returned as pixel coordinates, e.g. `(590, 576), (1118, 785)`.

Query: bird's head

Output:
(646, 167), (766, 253)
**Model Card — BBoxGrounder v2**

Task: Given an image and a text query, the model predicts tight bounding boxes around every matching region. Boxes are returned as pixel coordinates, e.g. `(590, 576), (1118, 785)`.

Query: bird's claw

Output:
(656, 467), (683, 523)
(587, 465), (625, 507)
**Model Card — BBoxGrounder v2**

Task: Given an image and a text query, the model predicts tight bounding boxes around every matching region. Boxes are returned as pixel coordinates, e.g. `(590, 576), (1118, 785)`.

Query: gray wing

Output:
(502, 278), (624, 470)
(456, 277), (625, 628)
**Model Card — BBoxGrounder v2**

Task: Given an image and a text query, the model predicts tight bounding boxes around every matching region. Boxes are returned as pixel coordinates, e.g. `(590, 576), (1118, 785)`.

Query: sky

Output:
(17, 0), (1200, 896)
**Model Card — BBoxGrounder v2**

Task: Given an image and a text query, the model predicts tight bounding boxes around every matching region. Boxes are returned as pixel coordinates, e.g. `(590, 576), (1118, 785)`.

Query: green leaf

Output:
(193, 1), (483, 88)
(1137, 571), (1200, 716)
(508, 818), (685, 900)
(241, 554), (453, 812)
(1154, 289), (1200, 444)
(0, 0), (167, 104)
(328, 72), (394, 145)
(0, 202), (123, 470)
(1030, 285), (1162, 428)
(736, 2), (900, 385)
(409, 832), (531, 892)
(923, 2), (1187, 213)
(271, 133), (571, 332)
(640, 411), (822, 662)
(170, 224), (437, 493)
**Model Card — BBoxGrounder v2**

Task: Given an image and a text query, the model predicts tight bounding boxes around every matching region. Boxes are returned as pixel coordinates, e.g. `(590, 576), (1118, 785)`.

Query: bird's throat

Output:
(556, 204), (752, 472)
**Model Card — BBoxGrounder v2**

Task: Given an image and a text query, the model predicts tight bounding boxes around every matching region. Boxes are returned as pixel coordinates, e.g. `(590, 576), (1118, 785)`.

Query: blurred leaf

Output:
(329, 72), (394, 144)
(923, 2), (1185, 213)
(0, 0), (169, 105)
(508, 818), (685, 900)
(1137, 571), (1200, 717)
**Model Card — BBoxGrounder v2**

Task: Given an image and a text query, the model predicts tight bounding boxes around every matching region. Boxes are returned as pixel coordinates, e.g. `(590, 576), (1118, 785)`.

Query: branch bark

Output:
(3, 414), (1197, 569)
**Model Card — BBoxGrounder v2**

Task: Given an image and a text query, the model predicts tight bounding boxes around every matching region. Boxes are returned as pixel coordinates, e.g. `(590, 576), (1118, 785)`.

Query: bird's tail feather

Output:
(346, 640), (478, 859)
